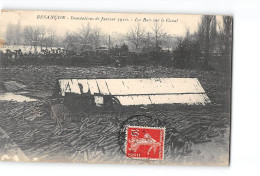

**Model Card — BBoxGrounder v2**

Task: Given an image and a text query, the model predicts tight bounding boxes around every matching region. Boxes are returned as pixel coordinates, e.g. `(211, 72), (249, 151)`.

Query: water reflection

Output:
(0, 92), (37, 102)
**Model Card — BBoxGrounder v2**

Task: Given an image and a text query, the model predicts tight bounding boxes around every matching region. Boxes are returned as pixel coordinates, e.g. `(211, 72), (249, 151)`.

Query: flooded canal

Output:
(0, 92), (37, 102)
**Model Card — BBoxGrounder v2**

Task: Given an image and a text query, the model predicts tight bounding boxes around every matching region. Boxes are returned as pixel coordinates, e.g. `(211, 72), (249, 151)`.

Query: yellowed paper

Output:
(0, 10), (232, 166)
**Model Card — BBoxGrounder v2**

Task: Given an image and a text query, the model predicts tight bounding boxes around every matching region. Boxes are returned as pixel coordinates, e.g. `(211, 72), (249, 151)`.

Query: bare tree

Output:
(46, 28), (56, 50)
(23, 26), (41, 50)
(6, 21), (22, 45)
(127, 22), (145, 50)
(38, 26), (46, 50)
(90, 26), (101, 49)
(23, 26), (34, 48)
(78, 23), (92, 45)
(6, 23), (15, 45)
(142, 32), (152, 49)
(222, 16), (233, 55)
(197, 15), (217, 65)
(64, 32), (80, 51)
(32, 27), (41, 49)
(161, 33), (176, 50)
(14, 20), (22, 45)
(151, 20), (164, 47)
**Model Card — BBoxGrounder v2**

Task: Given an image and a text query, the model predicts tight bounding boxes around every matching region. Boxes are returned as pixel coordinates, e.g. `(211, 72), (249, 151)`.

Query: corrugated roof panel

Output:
(104, 78), (206, 95)
(59, 79), (83, 96)
(115, 95), (152, 106)
(58, 78), (207, 96)
(149, 94), (211, 105)
(58, 79), (77, 96)
(70, 79), (81, 94)
(86, 80), (100, 94)
(96, 79), (111, 95)
(104, 79), (127, 95)
(57, 78), (210, 106)
(77, 79), (90, 93)
(114, 94), (210, 106)
(193, 78), (206, 92)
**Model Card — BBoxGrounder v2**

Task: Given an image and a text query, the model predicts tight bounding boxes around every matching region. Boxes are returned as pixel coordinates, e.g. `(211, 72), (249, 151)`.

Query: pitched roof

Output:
(56, 78), (211, 106)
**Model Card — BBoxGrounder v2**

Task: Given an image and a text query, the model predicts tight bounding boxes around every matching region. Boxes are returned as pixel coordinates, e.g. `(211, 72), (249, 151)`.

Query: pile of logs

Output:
(0, 100), (230, 162)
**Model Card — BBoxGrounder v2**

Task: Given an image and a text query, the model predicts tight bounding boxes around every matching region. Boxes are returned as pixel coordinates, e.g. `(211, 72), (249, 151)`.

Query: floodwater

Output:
(0, 92), (37, 102)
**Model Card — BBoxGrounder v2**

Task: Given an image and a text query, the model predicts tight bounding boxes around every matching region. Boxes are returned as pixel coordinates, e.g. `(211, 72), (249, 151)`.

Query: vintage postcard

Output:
(0, 10), (232, 166)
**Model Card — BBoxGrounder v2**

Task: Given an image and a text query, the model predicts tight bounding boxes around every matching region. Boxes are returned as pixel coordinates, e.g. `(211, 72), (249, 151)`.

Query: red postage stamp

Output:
(126, 126), (165, 160)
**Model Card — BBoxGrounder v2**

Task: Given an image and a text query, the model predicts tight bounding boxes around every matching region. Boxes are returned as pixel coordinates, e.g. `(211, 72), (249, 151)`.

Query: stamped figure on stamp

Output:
(126, 126), (165, 160)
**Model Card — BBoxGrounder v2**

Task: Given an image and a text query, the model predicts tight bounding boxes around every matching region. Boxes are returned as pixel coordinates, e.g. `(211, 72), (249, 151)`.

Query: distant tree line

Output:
(3, 15), (232, 70)
(5, 20), (177, 53)
(5, 21), (61, 50)
(174, 15), (232, 69)
(126, 21), (177, 52)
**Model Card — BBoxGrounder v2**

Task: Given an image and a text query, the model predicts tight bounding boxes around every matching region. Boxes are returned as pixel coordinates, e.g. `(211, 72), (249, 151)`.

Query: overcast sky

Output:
(0, 10), (224, 39)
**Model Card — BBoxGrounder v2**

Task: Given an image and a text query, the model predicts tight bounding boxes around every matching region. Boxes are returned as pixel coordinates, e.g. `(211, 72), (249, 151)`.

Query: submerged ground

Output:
(0, 65), (231, 165)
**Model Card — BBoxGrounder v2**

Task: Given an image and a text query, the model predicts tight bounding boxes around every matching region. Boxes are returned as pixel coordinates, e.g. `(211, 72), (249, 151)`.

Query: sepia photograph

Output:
(0, 10), (232, 166)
